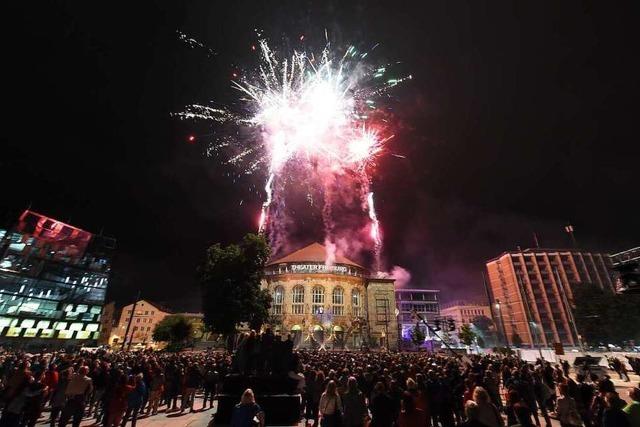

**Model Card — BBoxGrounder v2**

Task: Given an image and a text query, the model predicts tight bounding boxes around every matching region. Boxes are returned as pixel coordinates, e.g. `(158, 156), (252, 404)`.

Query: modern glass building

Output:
(0, 210), (115, 348)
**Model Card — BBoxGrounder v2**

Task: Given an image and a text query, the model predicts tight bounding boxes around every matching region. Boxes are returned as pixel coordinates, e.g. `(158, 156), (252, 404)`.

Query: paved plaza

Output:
(25, 371), (637, 427)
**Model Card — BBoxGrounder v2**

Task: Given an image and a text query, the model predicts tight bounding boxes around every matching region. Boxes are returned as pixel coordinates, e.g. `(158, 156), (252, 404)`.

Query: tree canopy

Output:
(573, 283), (640, 346)
(458, 323), (477, 346)
(152, 315), (193, 351)
(199, 233), (272, 335)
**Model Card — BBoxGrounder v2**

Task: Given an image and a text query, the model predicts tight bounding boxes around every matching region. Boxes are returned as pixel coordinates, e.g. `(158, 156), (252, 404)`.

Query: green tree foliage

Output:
(573, 283), (640, 345)
(152, 315), (194, 350)
(199, 233), (272, 335)
(471, 315), (497, 346)
(409, 324), (426, 346)
(459, 324), (477, 346)
(471, 315), (494, 333)
(511, 333), (523, 347)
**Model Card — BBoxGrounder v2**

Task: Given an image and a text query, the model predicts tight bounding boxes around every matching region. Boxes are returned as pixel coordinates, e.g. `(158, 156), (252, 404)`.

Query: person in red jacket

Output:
(42, 364), (59, 403)
(106, 372), (134, 427)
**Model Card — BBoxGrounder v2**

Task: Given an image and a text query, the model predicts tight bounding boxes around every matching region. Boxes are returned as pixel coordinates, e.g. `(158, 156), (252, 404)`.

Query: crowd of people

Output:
(0, 350), (231, 427)
(0, 339), (637, 427)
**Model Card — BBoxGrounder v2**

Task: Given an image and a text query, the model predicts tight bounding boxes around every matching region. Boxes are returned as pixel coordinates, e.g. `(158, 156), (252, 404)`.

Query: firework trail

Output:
(175, 33), (410, 271)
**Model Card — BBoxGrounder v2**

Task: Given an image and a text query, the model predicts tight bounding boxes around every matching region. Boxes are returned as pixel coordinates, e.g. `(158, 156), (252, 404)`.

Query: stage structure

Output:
(262, 243), (397, 350)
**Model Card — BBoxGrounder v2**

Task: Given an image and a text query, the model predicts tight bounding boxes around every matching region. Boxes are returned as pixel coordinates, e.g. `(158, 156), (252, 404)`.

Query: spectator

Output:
(555, 383), (582, 427)
(397, 391), (427, 427)
(230, 388), (264, 427)
(59, 365), (93, 427)
(121, 374), (147, 427)
(505, 390), (533, 427)
(369, 382), (394, 427)
(460, 401), (490, 427)
(319, 380), (342, 427)
(603, 392), (630, 427)
(341, 377), (367, 427)
(472, 386), (503, 427)
(622, 387), (640, 427)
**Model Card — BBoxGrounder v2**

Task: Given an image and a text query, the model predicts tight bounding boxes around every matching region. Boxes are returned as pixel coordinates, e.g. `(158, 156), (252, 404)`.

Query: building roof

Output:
(267, 242), (364, 268)
(120, 299), (173, 314)
(486, 247), (611, 263)
(441, 300), (490, 310)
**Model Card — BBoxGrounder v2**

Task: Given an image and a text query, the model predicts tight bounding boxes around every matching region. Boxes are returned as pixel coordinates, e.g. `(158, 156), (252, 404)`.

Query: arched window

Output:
(312, 286), (325, 314)
(332, 287), (344, 316)
(352, 289), (361, 317)
(292, 285), (305, 315)
(272, 286), (284, 315)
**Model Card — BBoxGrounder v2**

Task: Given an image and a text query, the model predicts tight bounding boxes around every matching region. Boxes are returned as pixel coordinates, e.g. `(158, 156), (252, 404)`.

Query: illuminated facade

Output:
(262, 243), (398, 350)
(486, 248), (614, 347)
(440, 301), (492, 326)
(105, 300), (170, 349)
(0, 210), (114, 347)
(395, 289), (440, 341)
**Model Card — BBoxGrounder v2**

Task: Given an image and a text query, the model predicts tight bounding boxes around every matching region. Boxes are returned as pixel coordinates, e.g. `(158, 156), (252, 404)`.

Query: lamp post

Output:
(495, 299), (510, 349)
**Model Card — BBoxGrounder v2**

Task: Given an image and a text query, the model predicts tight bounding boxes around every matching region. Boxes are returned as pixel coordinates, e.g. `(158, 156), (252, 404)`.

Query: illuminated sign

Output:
(290, 263), (349, 274)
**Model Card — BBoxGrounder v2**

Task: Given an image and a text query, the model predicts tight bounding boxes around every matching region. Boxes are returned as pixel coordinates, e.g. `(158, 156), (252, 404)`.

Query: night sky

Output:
(3, 2), (638, 310)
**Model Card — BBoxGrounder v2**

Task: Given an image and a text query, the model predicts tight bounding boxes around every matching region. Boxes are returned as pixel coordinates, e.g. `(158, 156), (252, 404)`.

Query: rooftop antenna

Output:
(532, 232), (540, 248)
(565, 223), (577, 248)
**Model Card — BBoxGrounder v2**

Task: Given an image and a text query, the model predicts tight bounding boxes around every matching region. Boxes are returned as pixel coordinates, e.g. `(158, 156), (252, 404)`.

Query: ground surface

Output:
(32, 372), (638, 427)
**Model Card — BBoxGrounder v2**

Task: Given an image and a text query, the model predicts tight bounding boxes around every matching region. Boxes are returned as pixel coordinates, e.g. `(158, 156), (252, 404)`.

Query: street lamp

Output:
(495, 299), (510, 349)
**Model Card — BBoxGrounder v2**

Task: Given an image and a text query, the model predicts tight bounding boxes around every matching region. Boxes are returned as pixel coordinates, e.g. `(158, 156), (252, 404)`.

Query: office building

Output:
(611, 246), (640, 293)
(486, 248), (614, 347)
(0, 210), (115, 348)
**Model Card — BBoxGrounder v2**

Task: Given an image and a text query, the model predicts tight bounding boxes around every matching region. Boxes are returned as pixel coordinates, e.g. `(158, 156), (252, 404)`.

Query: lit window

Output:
(292, 286), (304, 314)
(40, 329), (54, 338)
(21, 319), (35, 328)
(6, 327), (22, 337)
(312, 286), (325, 314)
(352, 289), (361, 317)
(332, 287), (344, 316)
(54, 322), (68, 331)
(57, 330), (72, 339)
(272, 286), (284, 315)
(86, 323), (99, 332)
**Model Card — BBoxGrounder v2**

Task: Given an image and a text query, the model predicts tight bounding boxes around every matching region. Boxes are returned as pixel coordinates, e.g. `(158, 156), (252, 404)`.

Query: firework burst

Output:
(175, 33), (410, 271)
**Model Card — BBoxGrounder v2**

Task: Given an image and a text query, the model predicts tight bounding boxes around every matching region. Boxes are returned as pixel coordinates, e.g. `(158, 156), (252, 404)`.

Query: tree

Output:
(152, 315), (193, 351)
(511, 333), (523, 347)
(573, 283), (640, 346)
(471, 315), (494, 333)
(471, 315), (497, 347)
(409, 324), (426, 346)
(459, 324), (477, 347)
(199, 233), (272, 336)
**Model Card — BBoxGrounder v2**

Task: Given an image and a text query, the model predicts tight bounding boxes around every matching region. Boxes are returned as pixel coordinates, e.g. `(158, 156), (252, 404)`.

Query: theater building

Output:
(262, 243), (398, 350)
